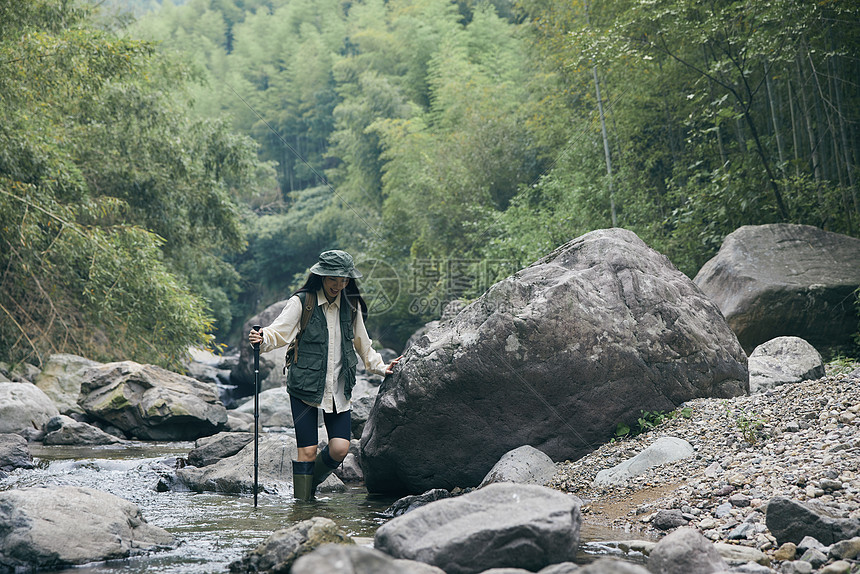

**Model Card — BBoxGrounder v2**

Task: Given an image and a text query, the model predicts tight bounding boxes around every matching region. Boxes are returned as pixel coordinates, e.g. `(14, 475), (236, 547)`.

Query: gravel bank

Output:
(548, 362), (860, 557)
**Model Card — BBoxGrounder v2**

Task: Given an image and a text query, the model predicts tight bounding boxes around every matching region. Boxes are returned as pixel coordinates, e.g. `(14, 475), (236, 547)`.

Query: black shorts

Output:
(290, 394), (351, 448)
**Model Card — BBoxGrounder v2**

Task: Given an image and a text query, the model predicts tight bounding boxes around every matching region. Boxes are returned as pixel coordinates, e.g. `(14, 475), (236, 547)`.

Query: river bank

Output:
(547, 361), (860, 556)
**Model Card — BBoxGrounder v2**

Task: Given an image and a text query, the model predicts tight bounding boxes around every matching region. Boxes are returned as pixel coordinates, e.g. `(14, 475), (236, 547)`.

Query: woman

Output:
(248, 250), (400, 501)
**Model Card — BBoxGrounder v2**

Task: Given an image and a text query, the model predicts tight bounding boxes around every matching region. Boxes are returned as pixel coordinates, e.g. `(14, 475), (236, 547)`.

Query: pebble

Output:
(547, 367), (860, 570)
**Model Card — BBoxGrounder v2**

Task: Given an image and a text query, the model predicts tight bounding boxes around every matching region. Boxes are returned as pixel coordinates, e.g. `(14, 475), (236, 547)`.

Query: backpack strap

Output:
(284, 290), (317, 376)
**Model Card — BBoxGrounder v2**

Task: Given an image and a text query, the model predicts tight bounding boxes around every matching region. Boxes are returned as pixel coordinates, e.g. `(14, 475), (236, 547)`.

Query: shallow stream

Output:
(1, 442), (650, 572)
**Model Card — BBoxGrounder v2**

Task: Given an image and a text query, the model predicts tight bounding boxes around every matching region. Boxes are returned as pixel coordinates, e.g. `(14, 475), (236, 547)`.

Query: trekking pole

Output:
(252, 325), (261, 507)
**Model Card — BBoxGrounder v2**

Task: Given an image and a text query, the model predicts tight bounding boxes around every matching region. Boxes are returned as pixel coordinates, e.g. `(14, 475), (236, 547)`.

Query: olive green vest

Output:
(286, 291), (358, 405)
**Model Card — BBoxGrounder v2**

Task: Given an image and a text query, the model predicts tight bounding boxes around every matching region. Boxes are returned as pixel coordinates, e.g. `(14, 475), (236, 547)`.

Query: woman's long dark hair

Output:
(294, 273), (369, 321)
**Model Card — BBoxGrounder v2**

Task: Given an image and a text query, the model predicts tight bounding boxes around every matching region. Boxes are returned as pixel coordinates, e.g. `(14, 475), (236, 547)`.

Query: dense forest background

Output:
(2, 0), (858, 368)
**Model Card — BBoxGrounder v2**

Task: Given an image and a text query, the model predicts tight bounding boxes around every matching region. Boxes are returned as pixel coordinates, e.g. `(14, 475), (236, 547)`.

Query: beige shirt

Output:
(258, 288), (387, 413)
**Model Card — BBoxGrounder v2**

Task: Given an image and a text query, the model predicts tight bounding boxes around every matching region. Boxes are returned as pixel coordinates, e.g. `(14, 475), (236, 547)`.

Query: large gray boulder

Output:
(694, 224), (860, 353)
(374, 483), (582, 574)
(187, 432), (254, 467)
(292, 544), (447, 574)
(362, 229), (747, 493)
(0, 486), (173, 572)
(228, 517), (354, 574)
(646, 527), (729, 574)
(78, 361), (227, 441)
(747, 336), (825, 393)
(0, 382), (60, 434)
(33, 354), (100, 415)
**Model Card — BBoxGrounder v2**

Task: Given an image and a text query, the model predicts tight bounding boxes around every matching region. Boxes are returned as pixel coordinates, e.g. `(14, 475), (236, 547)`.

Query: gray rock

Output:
(647, 527), (730, 574)
(716, 563), (775, 574)
(333, 452), (363, 483)
(765, 496), (860, 546)
(712, 543), (769, 566)
(797, 548), (827, 568)
(78, 361), (227, 441)
(33, 354), (101, 414)
(42, 415), (123, 446)
(0, 382), (60, 434)
(233, 300), (289, 392)
(226, 411), (254, 432)
(538, 563), (584, 574)
(374, 483), (581, 574)
(694, 224), (860, 352)
(362, 229), (747, 493)
(382, 489), (455, 518)
(187, 432), (253, 467)
(779, 561), (813, 574)
(748, 337), (825, 393)
(173, 433), (344, 496)
(350, 394), (376, 440)
(651, 509), (690, 530)
(480, 445), (558, 488)
(797, 536), (828, 554)
(227, 517), (353, 574)
(0, 433), (34, 471)
(829, 537), (860, 560)
(580, 558), (650, 573)
(593, 437), (694, 488)
(0, 485), (173, 572)
(291, 543), (446, 574)
(234, 387), (313, 428)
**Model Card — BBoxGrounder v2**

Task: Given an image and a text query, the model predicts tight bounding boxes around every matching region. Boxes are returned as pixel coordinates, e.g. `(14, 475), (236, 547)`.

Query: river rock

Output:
(228, 517), (354, 574)
(647, 527), (730, 574)
(374, 483), (581, 574)
(0, 433), (34, 471)
(479, 445), (558, 488)
(33, 354), (101, 415)
(693, 224), (860, 352)
(232, 300), (288, 393)
(78, 361), (227, 441)
(579, 558), (651, 573)
(0, 485), (173, 572)
(362, 229), (747, 493)
(765, 496), (860, 546)
(172, 433), (343, 496)
(187, 432), (254, 467)
(747, 337), (825, 393)
(233, 387), (309, 428)
(382, 489), (455, 518)
(42, 415), (123, 446)
(0, 382), (60, 434)
(593, 437), (694, 488)
(292, 543), (447, 574)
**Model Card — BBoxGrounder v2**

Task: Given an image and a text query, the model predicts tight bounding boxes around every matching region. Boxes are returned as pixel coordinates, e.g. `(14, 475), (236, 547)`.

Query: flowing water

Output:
(1, 443), (651, 572)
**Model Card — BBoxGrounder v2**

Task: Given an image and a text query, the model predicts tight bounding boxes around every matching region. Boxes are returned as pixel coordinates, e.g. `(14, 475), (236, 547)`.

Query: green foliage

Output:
(612, 406), (692, 440)
(0, 0), (267, 367)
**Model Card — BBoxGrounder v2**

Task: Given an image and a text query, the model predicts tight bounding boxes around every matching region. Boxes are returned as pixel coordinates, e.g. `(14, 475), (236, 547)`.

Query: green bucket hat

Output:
(309, 250), (362, 278)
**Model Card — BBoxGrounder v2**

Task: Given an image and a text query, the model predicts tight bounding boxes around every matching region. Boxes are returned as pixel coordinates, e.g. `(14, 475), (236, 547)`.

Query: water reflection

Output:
(0, 444), (653, 572)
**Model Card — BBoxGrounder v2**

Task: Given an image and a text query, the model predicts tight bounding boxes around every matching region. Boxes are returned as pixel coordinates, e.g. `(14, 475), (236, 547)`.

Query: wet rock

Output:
(78, 361), (227, 441)
(174, 433), (344, 496)
(334, 452), (363, 483)
(33, 354), (101, 414)
(0, 485), (173, 572)
(228, 517), (353, 574)
(0, 382), (60, 434)
(747, 337), (825, 393)
(291, 543), (446, 574)
(187, 432), (253, 467)
(593, 437), (693, 488)
(233, 387), (305, 428)
(765, 496), (860, 546)
(480, 445), (558, 488)
(363, 229), (747, 493)
(0, 433), (34, 471)
(382, 489), (454, 518)
(42, 415), (123, 446)
(693, 223), (860, 352)
(647, 527), (730, 574)
(374, 483), (581, 574)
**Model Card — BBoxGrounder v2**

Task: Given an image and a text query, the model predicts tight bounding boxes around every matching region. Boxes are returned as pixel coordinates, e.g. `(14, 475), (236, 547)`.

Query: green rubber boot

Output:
(292, 460), (315, 502)
(311, 445), (340, 491)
